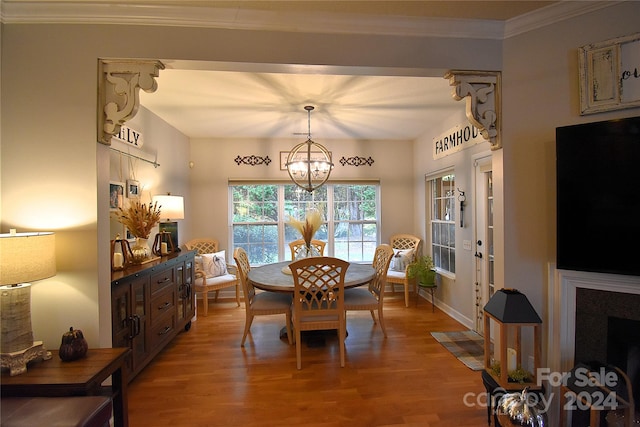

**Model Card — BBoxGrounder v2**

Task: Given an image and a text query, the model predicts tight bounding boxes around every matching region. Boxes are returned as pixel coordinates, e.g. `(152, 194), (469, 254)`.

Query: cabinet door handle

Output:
(158, 301), (171, 310)
(158, 326), (171, 336)
(128, 314), (141, 339)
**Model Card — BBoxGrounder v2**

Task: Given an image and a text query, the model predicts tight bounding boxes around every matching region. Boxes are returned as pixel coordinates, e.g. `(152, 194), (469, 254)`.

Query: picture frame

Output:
(126, 179), (140, 199)
(579, 32), (640, 115)
(109, 181), (125, 211)
(279, 151), (332, 171)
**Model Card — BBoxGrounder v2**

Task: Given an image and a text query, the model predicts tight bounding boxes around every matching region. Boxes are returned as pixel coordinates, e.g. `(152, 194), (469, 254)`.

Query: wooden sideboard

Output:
(111, 250), (195, 381)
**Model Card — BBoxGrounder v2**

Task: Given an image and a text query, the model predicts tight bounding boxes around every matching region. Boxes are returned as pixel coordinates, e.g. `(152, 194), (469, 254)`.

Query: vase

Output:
(294, 243), (321, 261)
(130, 237), (151, 263)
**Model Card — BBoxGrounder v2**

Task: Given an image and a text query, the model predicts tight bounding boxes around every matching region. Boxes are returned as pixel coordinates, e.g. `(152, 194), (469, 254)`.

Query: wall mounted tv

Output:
(556, 116), (640, 276)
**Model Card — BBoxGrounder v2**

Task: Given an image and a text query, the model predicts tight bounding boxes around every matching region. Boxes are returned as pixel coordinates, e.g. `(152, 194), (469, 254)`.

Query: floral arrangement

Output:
(112, 200), (162, 239)
(288, 208), (323, 247)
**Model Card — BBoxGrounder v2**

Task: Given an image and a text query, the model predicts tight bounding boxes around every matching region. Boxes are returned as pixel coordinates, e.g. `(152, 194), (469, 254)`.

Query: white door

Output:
(473, 156), (494, 334)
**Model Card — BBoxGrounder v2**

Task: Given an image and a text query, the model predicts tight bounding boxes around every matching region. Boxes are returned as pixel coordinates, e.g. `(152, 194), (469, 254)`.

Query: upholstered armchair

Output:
(184, 238), (240, 316)
(386, 234), (421, 307)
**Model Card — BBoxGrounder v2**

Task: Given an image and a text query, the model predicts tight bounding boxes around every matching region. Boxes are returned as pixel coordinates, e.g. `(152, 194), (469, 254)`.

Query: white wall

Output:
(188, 136), (416, 250)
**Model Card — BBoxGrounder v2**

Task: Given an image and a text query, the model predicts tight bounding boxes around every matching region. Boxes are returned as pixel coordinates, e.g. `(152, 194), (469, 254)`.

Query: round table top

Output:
(248, 261), (375, 293)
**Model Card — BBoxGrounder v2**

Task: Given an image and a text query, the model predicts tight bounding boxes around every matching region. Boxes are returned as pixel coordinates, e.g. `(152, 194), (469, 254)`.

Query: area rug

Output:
(430, 330), (486, 371)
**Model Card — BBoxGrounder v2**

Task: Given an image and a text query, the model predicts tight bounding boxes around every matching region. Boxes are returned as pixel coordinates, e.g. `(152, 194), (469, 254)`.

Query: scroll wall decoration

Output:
(339, 156), (375, 167)
(234, 155), (272, 166)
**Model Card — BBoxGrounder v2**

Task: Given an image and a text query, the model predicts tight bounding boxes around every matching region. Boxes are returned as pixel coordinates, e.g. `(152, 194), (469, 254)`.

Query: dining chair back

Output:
(289, 256), (349, 369)
(233, 247), (293, 347)
(344, 244), (394, 336)
(386, 234), (421, 307)
(184, 238), (240, 316)
(288, 239), (326, 260)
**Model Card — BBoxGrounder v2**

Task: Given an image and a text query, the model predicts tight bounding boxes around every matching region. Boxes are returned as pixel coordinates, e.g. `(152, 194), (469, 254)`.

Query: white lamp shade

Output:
(0, 232), (56, 285)
(152, 194), (185, 221)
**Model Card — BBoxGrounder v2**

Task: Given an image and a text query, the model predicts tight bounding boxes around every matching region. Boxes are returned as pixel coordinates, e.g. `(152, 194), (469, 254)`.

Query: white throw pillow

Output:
(391, 248), (414, 272)
(201, 250), (228, 278)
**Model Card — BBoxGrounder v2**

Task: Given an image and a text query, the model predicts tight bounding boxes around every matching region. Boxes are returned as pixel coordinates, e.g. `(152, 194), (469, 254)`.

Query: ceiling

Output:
(133, 1), (559, 141)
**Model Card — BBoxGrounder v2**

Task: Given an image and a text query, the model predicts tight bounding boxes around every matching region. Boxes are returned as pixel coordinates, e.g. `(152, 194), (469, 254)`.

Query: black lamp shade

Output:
(483, 289), (542, 323)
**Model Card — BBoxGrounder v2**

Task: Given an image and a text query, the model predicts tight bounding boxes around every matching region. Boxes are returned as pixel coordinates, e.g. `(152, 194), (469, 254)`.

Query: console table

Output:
(1, 347), (131, 427)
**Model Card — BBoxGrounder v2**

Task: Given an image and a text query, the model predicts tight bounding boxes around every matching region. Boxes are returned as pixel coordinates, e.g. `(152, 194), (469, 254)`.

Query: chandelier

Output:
(285, 106), (334, 193)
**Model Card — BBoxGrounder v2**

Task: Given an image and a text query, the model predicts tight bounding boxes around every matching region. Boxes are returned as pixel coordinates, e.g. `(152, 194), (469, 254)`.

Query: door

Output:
(474, 156), (494, 334)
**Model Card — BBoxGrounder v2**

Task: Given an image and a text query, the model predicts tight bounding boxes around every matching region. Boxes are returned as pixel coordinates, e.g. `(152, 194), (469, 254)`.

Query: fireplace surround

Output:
(549, 266), (640, 425)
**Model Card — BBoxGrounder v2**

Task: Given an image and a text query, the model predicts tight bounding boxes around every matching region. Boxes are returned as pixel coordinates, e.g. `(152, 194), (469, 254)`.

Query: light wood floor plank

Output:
(128, 295), (489, 426)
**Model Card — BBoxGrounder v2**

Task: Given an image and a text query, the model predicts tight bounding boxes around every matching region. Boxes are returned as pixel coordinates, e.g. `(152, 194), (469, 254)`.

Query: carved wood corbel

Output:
(444, 71), (501, 150)
(97, 59), (165, 145)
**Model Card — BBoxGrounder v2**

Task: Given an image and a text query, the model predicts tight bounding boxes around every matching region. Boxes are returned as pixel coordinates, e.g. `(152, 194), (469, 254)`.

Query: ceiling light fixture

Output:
(285, 106), (334, 193)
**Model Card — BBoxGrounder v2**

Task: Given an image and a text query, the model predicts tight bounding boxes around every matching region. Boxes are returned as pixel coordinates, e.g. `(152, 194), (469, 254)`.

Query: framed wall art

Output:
(579, 32), (640, 115)
(109, 181), (125, 211)
(126, 179), (140, 199)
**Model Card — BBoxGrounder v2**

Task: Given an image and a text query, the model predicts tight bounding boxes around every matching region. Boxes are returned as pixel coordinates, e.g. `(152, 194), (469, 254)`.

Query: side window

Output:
(430, 174), (456, 274)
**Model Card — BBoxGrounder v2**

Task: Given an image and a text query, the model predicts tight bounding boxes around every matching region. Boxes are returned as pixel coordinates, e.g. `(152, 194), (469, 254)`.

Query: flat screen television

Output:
(556, 116), (640, 276)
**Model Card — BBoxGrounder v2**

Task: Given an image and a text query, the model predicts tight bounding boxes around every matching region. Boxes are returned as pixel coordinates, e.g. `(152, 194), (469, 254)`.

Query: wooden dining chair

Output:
(288, 239), (326, 260)
(386, 234), (421, 307)
(184, 238), (240, 316)
(289, 256), (349, 369)
(233, 247), (293, 347)
(344, 244), (394, 337)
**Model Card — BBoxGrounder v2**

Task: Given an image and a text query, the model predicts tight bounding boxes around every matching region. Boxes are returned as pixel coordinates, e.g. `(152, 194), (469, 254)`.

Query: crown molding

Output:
(504, 1), (625, 38)
(0, 1), (625, 40)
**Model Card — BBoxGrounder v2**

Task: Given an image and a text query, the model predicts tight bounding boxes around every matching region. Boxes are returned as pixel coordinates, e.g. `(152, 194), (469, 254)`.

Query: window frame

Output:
(427, 172), (456, 277)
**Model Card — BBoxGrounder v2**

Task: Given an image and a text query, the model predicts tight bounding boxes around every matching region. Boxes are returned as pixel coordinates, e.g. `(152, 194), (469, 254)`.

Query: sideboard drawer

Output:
(150, 286), (175, 324)
(150, 267), (175, 296)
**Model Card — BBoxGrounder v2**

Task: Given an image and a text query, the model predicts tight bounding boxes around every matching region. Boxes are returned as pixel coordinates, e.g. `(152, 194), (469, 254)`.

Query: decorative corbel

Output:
(444, 71), (501, 150)
(97, 59), (165, 145)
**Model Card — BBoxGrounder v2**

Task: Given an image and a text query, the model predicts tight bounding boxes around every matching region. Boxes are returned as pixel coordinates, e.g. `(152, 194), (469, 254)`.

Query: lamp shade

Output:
(0, 232), (56, 285)
(152, 194), (185, 221)
(483, 288), (542, 324)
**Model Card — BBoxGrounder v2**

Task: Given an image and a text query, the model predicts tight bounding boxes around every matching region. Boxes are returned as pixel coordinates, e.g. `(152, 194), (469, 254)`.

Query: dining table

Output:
(247, 260), (376, 345)
(248, 260), (375, 293)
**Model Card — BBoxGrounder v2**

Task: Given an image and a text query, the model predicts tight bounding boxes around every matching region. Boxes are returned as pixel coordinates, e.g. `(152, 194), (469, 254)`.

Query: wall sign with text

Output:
(432, 124), (484, 160)
(111, 124), (144, 148)
(579, 33), (640, 115)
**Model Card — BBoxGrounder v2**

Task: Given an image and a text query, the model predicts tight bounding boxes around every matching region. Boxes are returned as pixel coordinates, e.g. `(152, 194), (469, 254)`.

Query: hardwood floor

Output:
(127, 294), (489, 426)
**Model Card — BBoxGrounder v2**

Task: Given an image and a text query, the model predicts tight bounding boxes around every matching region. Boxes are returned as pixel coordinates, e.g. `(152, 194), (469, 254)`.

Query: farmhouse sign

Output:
(433, 123), (484, 159)
(112, 124), (144, 148)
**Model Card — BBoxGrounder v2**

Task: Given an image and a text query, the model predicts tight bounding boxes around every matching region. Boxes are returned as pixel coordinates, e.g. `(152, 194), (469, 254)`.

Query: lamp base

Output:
(1, 341), (52, 376)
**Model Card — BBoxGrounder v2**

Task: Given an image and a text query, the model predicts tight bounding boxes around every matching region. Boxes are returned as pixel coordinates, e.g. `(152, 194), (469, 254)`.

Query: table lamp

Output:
(0, 230), (56, 375)
(152, 193), (184, 250)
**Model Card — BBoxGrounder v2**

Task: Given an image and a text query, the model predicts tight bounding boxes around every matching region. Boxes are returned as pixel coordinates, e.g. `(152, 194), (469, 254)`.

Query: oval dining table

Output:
(248, 260), (375, 293)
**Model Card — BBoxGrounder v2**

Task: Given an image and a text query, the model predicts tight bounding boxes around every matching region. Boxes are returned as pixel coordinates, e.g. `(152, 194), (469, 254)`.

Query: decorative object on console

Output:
(152, 231), (175, 256)
(58, 327), (88, 362)
(339, 156), (374, 167)
(151, 193), (184, 249)
(497, 387), (548, 427)
(0, 230), (56, 375)
(110, 234), (133, 271)
(112, 200), (162, 264)
(483, 289), (542, 389)
(285, 106), (334, 193)
(234, 154), (272, 166)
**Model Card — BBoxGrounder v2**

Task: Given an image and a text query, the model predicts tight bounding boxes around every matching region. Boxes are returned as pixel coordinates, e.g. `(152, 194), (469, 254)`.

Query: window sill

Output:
(435, 268), (455, 281)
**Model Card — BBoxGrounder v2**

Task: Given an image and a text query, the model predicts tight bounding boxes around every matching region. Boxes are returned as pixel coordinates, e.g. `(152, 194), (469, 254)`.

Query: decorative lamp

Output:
(286, 106), (334, 193)
(151, 193), (184, 249)
(0, 230), (56, 375)
(483, 288), (542, 389)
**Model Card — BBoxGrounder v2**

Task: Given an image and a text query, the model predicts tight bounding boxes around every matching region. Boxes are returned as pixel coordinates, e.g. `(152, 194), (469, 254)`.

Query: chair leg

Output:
(404, 280), (410, 307)
(369, 310), (376, 323)
(284, 311), (293, 346)
(339, 319), (346, 368)
(296, 329), (302, 369)
(202, 291), (209, 317)
(235, 283), (240, 307)
(378, 306), (387, 337)
(241, 313), (254, 347)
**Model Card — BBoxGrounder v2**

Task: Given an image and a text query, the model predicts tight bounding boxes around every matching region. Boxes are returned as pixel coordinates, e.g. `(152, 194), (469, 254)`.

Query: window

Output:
(430, 174), (456, 274)
(231, 183), (379, 264)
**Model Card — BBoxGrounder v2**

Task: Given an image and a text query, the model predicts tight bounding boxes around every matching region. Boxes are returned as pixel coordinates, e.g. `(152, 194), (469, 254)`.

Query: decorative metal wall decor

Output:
(234, 155), (272, 166)
(339, 156), (375, 167)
